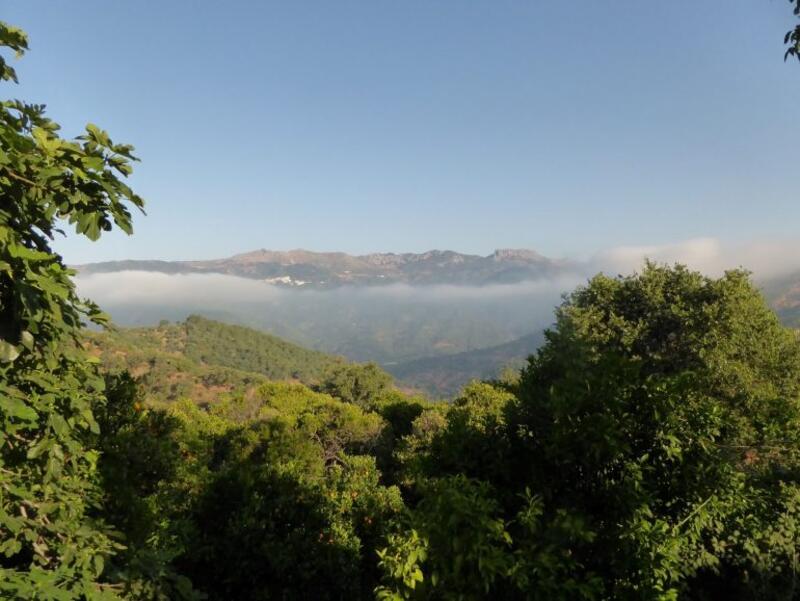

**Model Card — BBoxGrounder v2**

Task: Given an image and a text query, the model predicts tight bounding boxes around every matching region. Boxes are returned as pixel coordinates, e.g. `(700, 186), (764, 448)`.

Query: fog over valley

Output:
(74, 236), (800, 395)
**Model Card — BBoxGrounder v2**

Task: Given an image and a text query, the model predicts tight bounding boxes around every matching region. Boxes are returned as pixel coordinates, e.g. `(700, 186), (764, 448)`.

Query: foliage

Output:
(506, 264), (800, 598)
(90, 376), (405, 600)
(319, 362), (394, 408)
(0, 21), (143, 599)
(94, 373), (200, 600)
(786, 0), (800, 62)
(181, 315), (344, 382)
(378, 264), (800, 600)
(377, 475), (513, 601)
(84, 315), (344, 405)
(255, 382), (384, 458)
(358, 389), (434, 487)
(171, 382), (403, 600)
(427, 382), (512, 477)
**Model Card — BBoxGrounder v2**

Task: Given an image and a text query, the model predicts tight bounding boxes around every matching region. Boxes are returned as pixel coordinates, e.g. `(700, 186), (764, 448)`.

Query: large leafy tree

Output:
(0, 21), (144, 599)
(320, 362), (393, 409)
(167, 384), (403, 600)
(380, 264), (800, 600)
(507, 264), (800, 598)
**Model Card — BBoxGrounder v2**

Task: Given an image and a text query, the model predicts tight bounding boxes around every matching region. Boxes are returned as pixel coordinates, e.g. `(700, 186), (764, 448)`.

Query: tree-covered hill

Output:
(179, 315), (344, 378)
(83, 315), (346, 404)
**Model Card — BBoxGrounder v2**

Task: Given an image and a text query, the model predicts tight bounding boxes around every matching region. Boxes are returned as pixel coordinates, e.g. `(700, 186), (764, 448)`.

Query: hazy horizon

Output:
(76, 236), (800, 281)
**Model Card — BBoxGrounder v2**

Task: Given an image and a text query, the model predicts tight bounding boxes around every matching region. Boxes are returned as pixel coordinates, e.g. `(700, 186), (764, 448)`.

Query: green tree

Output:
(172, 383), (403, 600)
(377, 475), (514, 601)
(320, 362), (393, 408)
(508, 263), (800, 598)
(94, 373), (198, 600)
(380, 264), (800, 600)
(0, 21), (144, 599)
(401, 382), (513, 488)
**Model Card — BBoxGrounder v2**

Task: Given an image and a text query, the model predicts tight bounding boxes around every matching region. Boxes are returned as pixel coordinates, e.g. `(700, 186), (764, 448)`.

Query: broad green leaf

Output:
(20, 330), (33, 350)
(0, 339), (20, 362)
(3, 397), (37, 421)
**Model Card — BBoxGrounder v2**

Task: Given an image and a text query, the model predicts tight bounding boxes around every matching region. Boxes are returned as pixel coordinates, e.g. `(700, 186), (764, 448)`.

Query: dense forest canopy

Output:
(2, 10), (800, 601)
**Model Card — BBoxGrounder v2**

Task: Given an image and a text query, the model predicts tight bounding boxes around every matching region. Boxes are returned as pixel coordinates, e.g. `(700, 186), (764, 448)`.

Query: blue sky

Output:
(5, 1), (800, 263)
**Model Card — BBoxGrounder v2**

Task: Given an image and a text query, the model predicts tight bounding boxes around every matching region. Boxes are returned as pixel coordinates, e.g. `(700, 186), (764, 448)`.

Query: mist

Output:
(591, 237), (800, 281)
(74, 237), (800, 364)
(75, 271), (577, 364)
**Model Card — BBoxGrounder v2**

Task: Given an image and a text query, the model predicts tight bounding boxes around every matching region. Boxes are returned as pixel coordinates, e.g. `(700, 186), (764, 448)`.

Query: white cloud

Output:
(593, 237), (800, 280)
(354, 276), (584, 301)
(75, 237), (800, 313)
(75, 271), (287, 306)
(75, 270), (582, 307)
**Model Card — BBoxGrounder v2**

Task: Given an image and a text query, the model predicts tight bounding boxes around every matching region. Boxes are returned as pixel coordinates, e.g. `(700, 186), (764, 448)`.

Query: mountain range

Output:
(75, 248), (800, 398)
(76, 248), (570, 288)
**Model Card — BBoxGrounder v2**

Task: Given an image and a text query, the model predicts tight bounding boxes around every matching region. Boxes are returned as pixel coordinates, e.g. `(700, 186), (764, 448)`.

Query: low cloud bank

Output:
(75, 237), (800, 313)
(76, 271), (286, 306)
(71, 236), (800, 366)
(592, 237), (800, 281)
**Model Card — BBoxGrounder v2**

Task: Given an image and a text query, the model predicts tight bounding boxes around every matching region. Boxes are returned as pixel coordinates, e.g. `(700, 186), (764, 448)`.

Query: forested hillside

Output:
(86, 315), (538, 401)
(179, 315), (344, 377)
(84, 315), (345, 404)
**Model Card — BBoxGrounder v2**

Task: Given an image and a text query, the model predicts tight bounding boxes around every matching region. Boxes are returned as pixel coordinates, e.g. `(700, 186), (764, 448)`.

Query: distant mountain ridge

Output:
(76, 248), (570, 288)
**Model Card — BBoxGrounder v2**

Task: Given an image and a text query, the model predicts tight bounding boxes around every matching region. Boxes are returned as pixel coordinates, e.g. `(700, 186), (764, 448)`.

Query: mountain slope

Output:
(179, 315), (345, 378)
(84, 316), (345, 404)
(386, 330), (546, 398)
(760, 271), (800, 326)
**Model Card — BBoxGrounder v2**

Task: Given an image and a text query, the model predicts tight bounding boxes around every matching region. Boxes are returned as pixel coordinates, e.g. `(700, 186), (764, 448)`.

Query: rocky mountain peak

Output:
(491, 248), (544, 262)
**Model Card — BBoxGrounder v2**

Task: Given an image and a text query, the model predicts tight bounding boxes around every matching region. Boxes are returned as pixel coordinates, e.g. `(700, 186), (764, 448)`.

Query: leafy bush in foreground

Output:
(0, 21), (143, 599)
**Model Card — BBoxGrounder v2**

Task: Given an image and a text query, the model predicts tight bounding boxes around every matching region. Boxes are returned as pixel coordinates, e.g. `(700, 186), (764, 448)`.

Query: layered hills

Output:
(77, 248), (800, 398)
(386, 331), (545, 398)
(84, 315), (537, 400)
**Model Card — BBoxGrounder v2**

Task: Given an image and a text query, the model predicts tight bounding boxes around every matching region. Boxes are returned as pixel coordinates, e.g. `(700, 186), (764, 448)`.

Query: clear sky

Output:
(5, 1), (800, 263)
